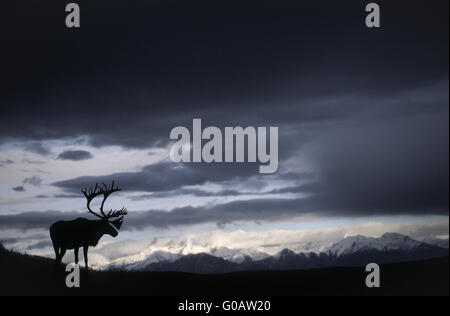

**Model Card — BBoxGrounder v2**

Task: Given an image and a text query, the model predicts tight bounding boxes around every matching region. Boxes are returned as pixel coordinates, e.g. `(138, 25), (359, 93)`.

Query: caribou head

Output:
(81, 181), (127, 231)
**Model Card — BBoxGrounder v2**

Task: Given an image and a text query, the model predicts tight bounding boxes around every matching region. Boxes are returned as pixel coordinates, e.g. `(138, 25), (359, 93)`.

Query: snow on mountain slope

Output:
(326, 233), (425, 256)
(232, 248), (271, 262)
(100, 241), (273, 269)
(119, 246), (270, 269)
(286, 240), (334, 254)
(91, 232), (445, 270)
(127, 251), (181, 271)
(196, 247), (271, 263)
(96, 234), (331, 269)
(422, 237), (449, 249)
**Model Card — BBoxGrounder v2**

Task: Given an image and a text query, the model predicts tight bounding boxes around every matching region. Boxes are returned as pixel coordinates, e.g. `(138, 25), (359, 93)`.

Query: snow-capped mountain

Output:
(95, 233), (448, 271)
(122, 247), (271, 270)
(422, 237), (449, 249)
(209, 247), (271, 263)
(126, 251), (181, 271)
(109, 233), (448, 273)
(325, 233), (425, 256)
(99, 241), (273, 270)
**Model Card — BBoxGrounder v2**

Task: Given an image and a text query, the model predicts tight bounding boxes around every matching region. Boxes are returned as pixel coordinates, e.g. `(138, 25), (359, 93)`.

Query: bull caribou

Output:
(50, 181), (127, 269)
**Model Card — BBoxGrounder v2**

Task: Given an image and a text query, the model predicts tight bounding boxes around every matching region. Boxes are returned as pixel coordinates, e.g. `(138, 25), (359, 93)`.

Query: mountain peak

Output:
(326, 233), (425, 256)
(342, 234), (371, 242)
(275, 248), (297, 260)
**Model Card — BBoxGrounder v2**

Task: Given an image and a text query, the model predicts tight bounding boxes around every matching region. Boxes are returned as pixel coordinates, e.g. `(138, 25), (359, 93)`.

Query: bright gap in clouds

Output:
(9, 214), (447, 252)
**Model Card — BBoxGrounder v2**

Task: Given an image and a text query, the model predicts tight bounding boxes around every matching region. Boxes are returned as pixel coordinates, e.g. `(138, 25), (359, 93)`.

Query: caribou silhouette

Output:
(50, 181), (127, 269)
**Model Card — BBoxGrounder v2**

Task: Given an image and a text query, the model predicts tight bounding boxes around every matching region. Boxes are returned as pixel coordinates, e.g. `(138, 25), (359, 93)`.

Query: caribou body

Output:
(50, 181), (127, 269)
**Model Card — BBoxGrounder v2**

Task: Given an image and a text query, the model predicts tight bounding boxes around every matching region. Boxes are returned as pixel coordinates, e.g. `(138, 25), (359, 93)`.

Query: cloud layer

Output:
(57, 150), (93, 161)
(25, 221), (450, 269)
(0, 1), (448, 235)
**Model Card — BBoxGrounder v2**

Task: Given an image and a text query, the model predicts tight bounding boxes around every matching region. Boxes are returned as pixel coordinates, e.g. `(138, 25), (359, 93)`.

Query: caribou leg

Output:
(74, 247), (79, 264)
(53, 244), (60, 266)
(59, 248), (66, 263)
(83, 246), (89, 269)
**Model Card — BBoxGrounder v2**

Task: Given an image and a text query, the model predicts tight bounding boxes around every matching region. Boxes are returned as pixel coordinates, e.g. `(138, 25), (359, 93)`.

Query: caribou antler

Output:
(105, 207), (128, 219)
(81, 181), (127, 220)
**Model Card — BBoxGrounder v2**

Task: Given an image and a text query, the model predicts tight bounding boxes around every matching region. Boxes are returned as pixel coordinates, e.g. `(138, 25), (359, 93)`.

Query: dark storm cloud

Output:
(0, 1), (448, 148)
(126, 200), (312, 229)
(130, 189), (245, 200)
(22, 142), (52, 156)
(0, 211), (83, 231)
(53, 194), (82, 199)
(12, 186), (25, 192)
(53, 161), (262, 193)
(129, 182), (312, 199)
(0, 233), (49, 245)
(23, 176), (42, 186)
(0, 0), (448, 222)
(126, 191), (447, 230)
(304, 114), (450, 213)
(1, 190), (447, 231)
(57, 150), (93, 161)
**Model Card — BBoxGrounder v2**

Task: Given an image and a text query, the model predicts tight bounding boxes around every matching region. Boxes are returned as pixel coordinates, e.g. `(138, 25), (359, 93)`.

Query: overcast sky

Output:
(0, 1), (448, 253)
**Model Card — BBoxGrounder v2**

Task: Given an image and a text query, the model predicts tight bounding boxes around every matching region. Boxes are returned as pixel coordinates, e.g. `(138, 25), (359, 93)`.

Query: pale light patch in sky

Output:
(6, 214), (447, 252)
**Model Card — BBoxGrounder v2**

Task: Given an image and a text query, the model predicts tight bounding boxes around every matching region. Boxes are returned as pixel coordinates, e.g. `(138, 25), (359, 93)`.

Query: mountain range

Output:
(107, 233), (449, 274)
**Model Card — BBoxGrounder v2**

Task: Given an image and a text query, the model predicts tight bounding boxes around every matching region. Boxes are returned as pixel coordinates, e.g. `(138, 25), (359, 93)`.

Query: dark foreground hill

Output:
(0, 244), (448, 296)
